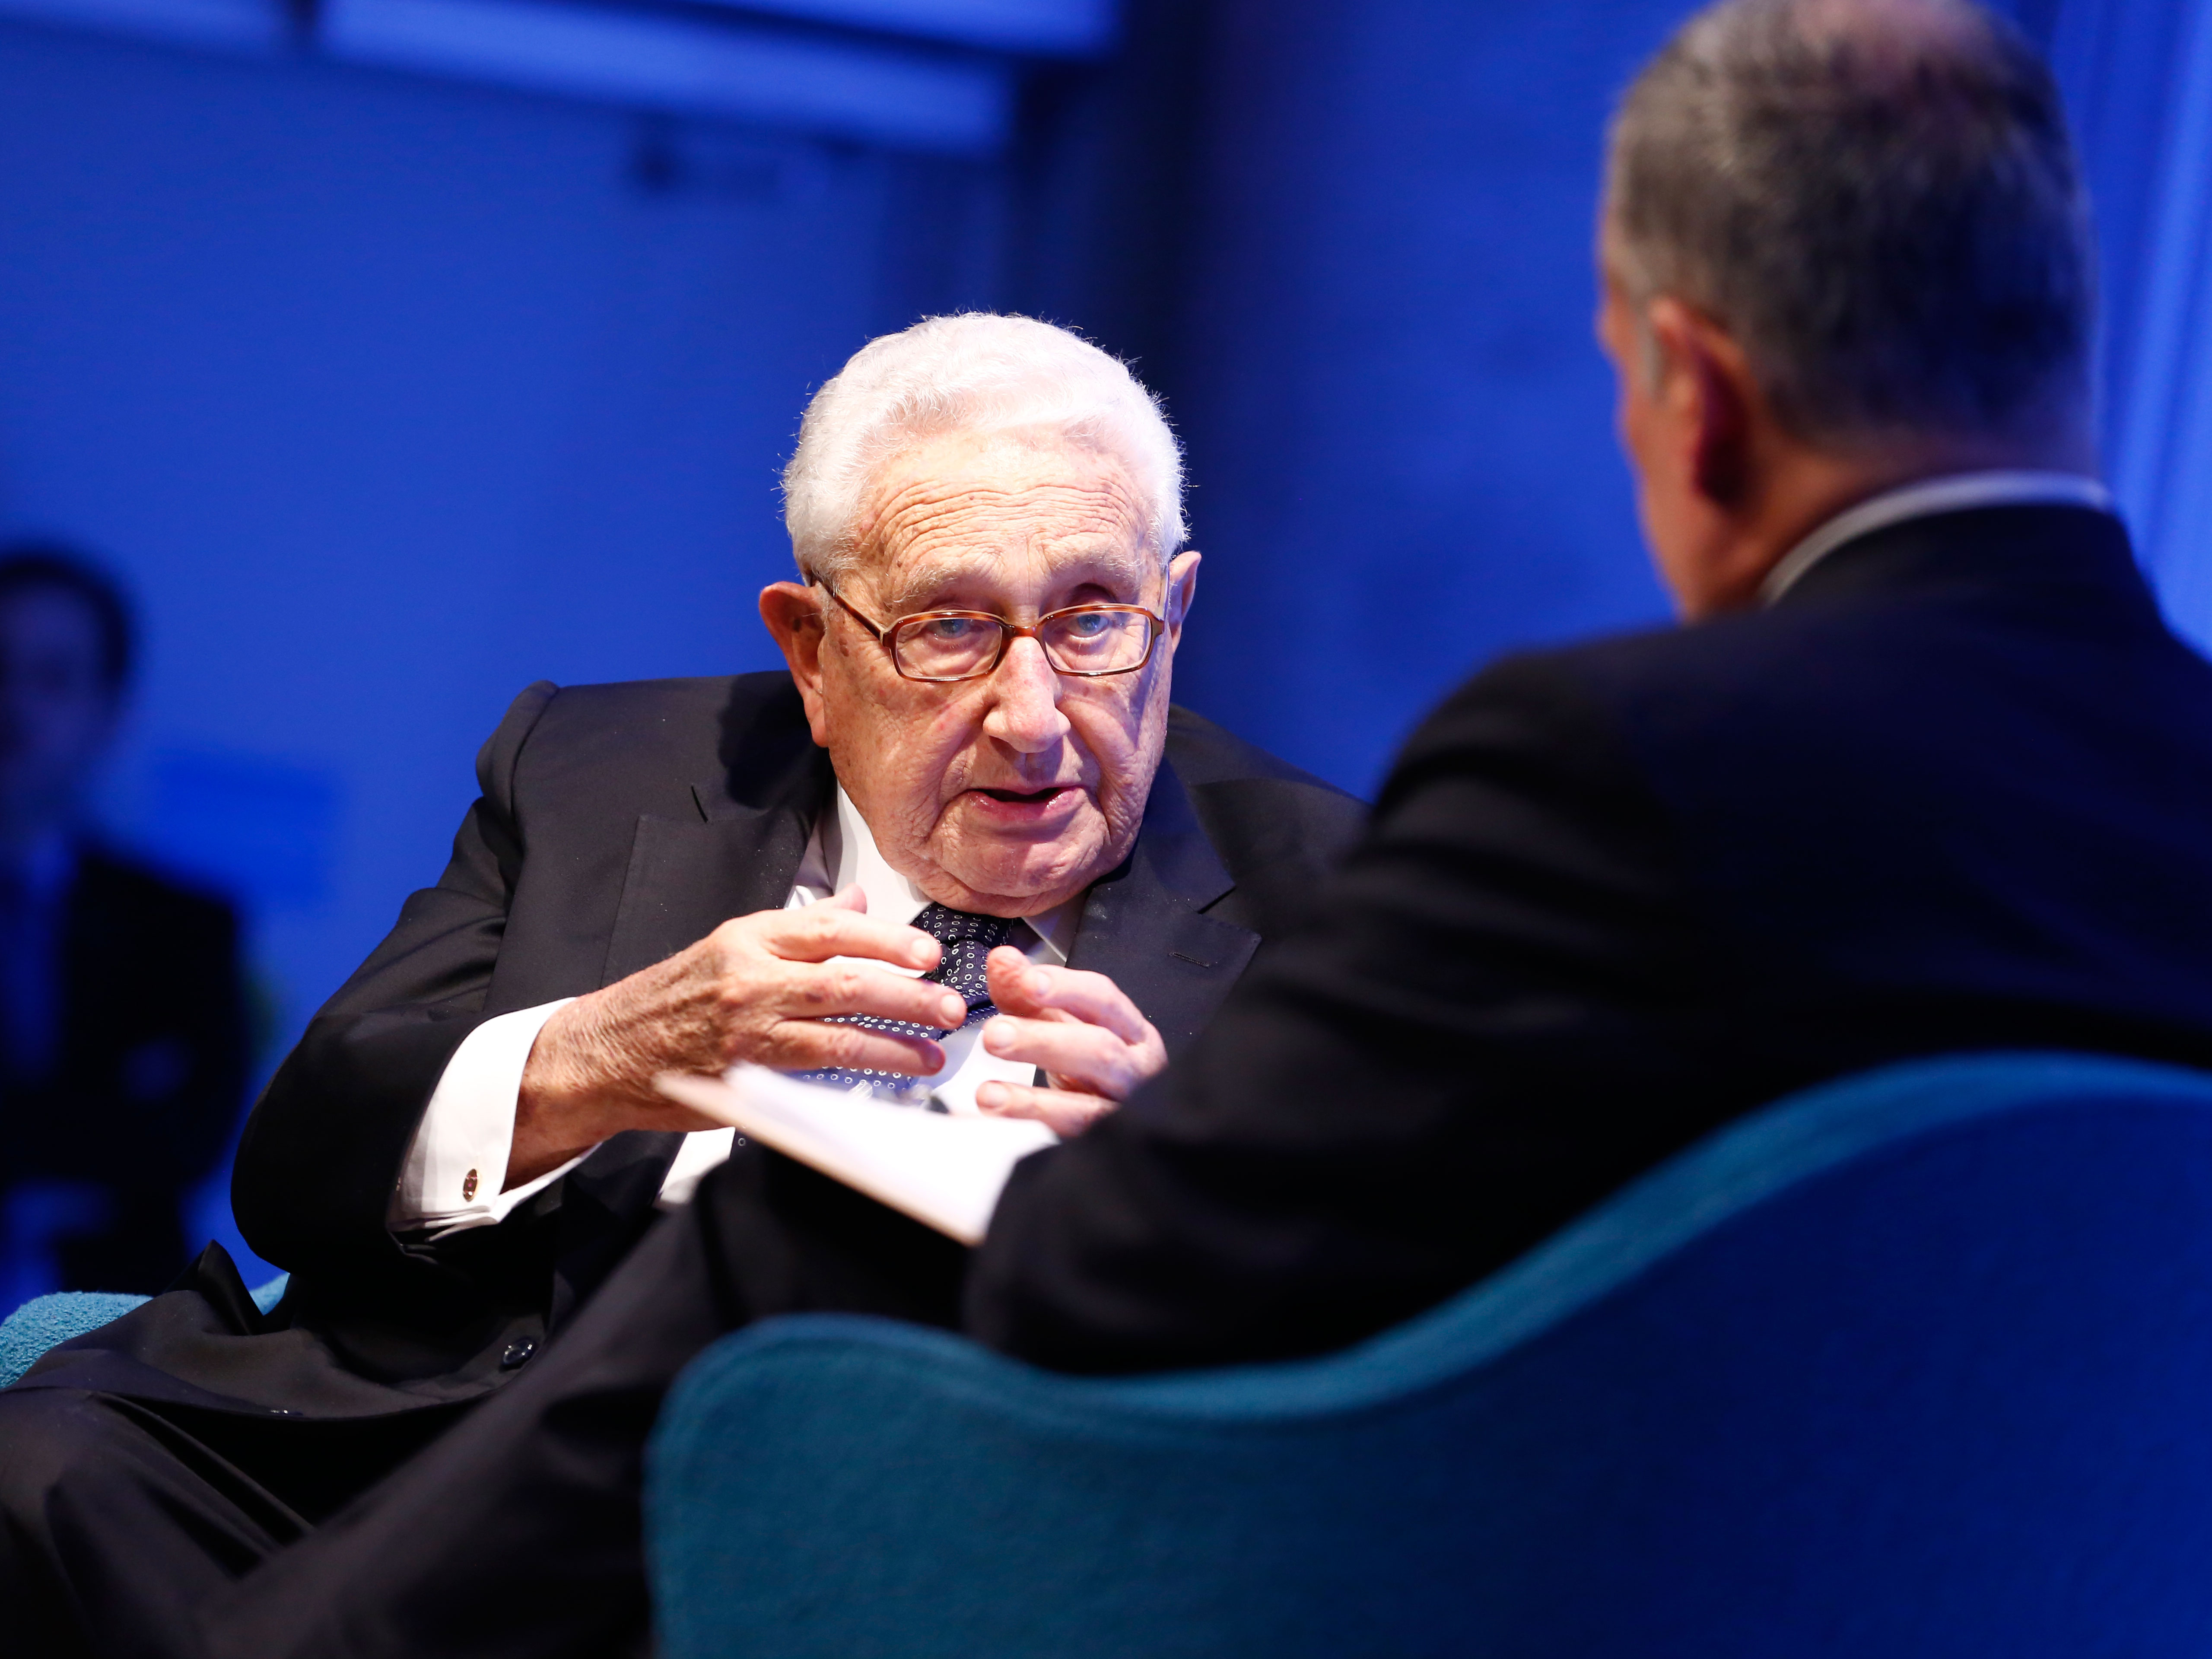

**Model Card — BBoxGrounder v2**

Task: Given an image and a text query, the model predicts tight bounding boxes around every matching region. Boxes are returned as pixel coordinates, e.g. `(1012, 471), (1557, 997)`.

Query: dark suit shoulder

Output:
(1163, 707), (1370, 931)
(526, 671), (797, 728)
(511, 672), (799, 772)
(1374, 643), (1655, 830)
(1419, 598), (1899, 737)
(1164, 705), (1357, 796)
(1472, 505), (2191, 728)
(494, 672), (814, 835)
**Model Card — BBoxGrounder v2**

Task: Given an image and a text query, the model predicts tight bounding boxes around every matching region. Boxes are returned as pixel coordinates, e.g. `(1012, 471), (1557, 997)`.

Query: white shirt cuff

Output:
(387, 999), (581, 1238)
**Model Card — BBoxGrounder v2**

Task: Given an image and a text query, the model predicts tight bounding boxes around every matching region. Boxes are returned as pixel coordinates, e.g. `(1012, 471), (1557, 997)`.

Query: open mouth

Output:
(977, 785), (1068, 804)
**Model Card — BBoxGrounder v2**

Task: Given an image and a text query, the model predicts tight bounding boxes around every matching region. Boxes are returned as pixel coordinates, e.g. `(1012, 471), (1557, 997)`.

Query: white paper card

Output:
(652, 1065), (1059, 1246)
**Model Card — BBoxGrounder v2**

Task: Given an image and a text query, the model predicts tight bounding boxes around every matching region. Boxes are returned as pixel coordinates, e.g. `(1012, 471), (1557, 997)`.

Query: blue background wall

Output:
(0, 0), (2172, 1276)
(1165, 0), (1679, 788)
(0, 22), (988, 1268)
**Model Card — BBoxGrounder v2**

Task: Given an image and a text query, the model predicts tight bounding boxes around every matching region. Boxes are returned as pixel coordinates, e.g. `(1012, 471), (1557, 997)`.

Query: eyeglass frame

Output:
(812, 578), (1169, 684)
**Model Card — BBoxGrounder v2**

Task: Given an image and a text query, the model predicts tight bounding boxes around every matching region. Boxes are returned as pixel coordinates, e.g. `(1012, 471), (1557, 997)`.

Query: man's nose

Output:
(981, 636), (1071, 753)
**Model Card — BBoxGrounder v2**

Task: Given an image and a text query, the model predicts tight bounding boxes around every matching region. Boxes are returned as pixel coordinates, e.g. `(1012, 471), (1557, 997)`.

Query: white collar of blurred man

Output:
(1761, 469), (2114, 604)
(1595, 253), (2104, 623)
(760, 426), (1200, 924)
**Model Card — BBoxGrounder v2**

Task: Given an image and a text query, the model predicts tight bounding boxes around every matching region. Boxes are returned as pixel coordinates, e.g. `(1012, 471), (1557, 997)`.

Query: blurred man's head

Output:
(0, 547), (133, 854)
(762, 315), (1199, 918)
(1597, 0), (2097, 616)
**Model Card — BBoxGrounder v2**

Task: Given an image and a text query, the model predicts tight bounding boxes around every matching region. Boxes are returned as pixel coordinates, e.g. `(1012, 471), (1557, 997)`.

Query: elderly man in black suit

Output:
(0, 315), (1362, 1650)
(213, 313), (1356, 1398)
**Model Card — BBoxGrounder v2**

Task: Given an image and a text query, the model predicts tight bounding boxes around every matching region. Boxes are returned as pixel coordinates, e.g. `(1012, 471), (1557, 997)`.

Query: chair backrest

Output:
(0, 1291), (149, 1388)
(645, 1052), (2212, 1659)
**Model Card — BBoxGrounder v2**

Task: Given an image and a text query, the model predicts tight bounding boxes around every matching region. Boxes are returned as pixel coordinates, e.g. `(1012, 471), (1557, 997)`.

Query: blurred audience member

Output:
(0, 547), (245, 1296)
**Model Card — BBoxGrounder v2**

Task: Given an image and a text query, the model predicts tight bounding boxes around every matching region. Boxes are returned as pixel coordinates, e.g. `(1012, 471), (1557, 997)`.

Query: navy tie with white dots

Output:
(793, 903), (1028, 1100)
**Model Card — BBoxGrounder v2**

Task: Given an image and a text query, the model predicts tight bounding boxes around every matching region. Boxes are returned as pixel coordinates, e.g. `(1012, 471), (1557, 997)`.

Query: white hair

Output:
(781, 313), (1186, 582)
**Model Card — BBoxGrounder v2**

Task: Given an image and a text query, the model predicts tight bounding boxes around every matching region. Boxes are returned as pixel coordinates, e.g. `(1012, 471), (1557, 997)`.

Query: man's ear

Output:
(759, 581), (834, 746)
(1161, 550), (1201, 651)
(1647, 296), (1756, 510)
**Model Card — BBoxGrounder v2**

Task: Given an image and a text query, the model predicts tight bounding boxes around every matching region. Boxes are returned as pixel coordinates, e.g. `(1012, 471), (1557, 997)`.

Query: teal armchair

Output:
(645, 1053), (2212, 1658)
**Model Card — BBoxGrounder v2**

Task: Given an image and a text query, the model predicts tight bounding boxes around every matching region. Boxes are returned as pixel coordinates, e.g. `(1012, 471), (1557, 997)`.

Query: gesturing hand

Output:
(971, 946), (1166, 1137)
(511, 888), (965, 1186)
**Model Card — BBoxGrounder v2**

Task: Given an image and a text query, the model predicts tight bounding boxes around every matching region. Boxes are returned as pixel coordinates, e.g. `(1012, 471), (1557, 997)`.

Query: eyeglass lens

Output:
(891, 610), (1153, 680)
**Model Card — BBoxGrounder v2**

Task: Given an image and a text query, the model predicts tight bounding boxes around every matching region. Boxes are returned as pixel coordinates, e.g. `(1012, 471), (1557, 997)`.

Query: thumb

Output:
(985, 945), (1043, 1013)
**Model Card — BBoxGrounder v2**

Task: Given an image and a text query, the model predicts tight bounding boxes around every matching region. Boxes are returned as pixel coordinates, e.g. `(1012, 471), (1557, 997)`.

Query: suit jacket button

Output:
(462, 1169), (480, 1201)
(501, 1338), (537, 1370)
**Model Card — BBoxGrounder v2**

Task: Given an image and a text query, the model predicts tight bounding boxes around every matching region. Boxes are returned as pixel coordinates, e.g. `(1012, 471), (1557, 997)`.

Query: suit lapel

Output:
(1066, 761), (1259, 1058)
(559, 720), (833, 1328)
(597, 748), (832, 987)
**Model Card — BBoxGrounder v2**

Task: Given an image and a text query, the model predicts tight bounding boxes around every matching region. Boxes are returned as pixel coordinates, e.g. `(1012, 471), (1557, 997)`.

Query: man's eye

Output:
(920, 617), (985, 642)
(1062, 611), (1114, 638)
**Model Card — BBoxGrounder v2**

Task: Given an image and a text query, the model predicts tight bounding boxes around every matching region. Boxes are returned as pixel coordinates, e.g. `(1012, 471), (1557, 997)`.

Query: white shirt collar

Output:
(1759, 470), (2115, 606)
(801, 784), (1076, 963)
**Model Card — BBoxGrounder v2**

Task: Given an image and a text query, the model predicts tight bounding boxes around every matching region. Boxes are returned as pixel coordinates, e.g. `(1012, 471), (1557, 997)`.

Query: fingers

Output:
(984, 949), (1154, 1045)
(979, 1013), (1159, 1100)
(779, 960), (966, 1030)
(768, 1022), (945, 1079)
(979, 949), (1166, 1101)
(770, 890), (942, 972)
(974, 1078), (1118, 1137)
(537, 897), (959, 1123)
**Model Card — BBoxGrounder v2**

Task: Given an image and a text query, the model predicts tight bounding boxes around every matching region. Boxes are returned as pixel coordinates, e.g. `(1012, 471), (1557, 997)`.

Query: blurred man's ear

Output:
(758, 581), (833, 746)
(1646, 295), (1758, 512)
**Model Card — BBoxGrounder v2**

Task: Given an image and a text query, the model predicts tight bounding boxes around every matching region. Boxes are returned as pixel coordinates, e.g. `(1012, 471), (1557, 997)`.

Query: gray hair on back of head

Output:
(782, 314), (1186, 583)
(1604, 0), (2094, 444)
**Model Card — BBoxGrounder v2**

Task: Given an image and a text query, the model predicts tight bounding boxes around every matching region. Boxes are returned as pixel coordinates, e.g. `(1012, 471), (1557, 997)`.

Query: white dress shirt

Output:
(388, 785), (1077, 1237)
(1758, 469), (2113, 605)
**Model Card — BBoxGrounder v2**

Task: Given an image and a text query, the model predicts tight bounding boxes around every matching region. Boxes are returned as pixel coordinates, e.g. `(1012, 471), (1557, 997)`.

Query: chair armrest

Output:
(0, 1274), (287, 1387)
(0, 1292), (150, 1387)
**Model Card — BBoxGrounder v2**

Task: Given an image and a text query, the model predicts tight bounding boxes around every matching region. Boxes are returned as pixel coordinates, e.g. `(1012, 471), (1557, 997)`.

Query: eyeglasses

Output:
(815, 581), (1166, 683)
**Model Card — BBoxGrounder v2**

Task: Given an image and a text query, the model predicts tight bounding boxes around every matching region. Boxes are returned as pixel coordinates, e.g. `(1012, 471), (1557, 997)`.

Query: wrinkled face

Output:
(769, 429), (1198, 916)
(0, 587), (118, 837)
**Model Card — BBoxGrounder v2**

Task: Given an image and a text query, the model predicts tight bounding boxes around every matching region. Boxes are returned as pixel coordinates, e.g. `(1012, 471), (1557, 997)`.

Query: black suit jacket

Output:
(0, 848), (245, 1293)
(122, 672), (1356, 1412)
(969, 503), (2212, 1373)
